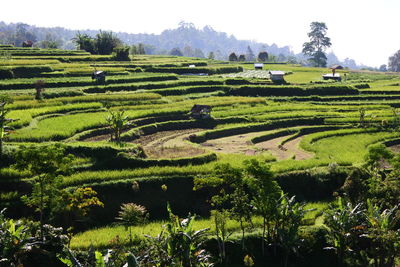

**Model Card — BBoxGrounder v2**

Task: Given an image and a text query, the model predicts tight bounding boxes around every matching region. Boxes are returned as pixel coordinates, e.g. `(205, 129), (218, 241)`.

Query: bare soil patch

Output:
(389, 144), (400, 153)
(200, 130), (313, 160)
(83, 133), (110, 142)
(200, 132), (271, 155)
(134, 129), (207, 159)
(255, 135), (313, 160)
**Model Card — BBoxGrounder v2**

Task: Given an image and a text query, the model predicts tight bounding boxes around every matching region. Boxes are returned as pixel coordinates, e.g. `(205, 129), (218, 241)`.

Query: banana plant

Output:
(0, 209), (30, 265)
(363, 200), (400, 267)
(324, 197), (366, 266)
(143, 203), (213, 267)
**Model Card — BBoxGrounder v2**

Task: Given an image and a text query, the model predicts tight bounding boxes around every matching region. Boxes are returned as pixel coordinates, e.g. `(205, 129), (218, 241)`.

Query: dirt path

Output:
(133, 129), (207, 159)
(200, 131), (272, 156)
(389, 144), (400, 153)
(201, 131), (313, 160)
(78, 125), (315, 161)
(255, 135), (313, 160)
(283, 136), (314, 160)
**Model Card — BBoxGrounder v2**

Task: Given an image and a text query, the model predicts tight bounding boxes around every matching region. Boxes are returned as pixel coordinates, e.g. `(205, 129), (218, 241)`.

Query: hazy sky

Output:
(1, 0), (399, 67)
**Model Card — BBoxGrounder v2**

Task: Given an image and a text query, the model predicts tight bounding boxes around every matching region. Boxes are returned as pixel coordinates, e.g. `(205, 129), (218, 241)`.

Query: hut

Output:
(92, 70), (106, 84)
(22, 40), (33, 47)
(254, 63), (264, 70)
(269, 71), (285, 84)
(190, 104), (212, 119)
(330, 65), (343, 76)
(322, 73), (342, 81)
(322, 65), (343, 81)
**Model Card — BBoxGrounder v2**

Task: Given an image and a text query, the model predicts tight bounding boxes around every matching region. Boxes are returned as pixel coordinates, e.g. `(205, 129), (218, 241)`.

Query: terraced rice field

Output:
(1, 45), (400, 249)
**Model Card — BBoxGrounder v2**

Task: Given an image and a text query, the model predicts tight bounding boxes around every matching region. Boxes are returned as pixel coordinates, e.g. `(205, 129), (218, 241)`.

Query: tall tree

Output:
(183, 45), (194, 57)
(246, 46), (255, 61)
(72, 32), (96, 54)
(193, 48), (205, 58)
(302, 22), (332, 67)
(15, 23), (37, 46)
(169, 47), (183, 56)
(95, 30), (121, 55)
(228, 52), (238, 61)
(257, 51), (269, 62)
(388, 49), (400, 72)
(137, 43), (146, 54)
(16, 144), (74, 239)
(245, 159), (282, 254)
(130, 45), (138, 55)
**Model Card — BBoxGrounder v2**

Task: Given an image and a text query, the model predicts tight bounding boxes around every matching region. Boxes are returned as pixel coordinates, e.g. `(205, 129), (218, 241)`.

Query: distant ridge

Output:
(0, 20), (368, 69)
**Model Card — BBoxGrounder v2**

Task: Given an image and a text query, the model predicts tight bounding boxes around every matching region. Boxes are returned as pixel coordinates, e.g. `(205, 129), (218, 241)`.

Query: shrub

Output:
(11, 66), (54, 78)
(116, 202), (148, 243)
(228, 84), (359, 97)
(0, 69), (14, 79)
(112, 46), (131, 61)
(276, 168), (348, 201)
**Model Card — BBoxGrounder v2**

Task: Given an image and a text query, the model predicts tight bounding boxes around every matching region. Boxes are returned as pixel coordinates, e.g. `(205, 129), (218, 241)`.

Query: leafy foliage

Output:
(112, 46), (131, 61)
(302, 22), (332, 67)
(0, 94), (14, 157)
(116, 203), (148, 243)
(72, 31), (122, 55)
(142, 204), (213, 267)
(0, 209), (69, 267)
(228, 52), (238, 61)
(257, 51), (268, 62)
(106, 109), (131, 142)
(169, 48), (183, 57)
(388, 49), (400, 72)
(16, 144), (73, 234)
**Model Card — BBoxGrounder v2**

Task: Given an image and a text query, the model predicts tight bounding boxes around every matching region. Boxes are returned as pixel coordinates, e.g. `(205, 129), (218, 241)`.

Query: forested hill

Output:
(0, 20), (366, 68)
(117, 22), (294, 60)
(0, 21), (293, 59)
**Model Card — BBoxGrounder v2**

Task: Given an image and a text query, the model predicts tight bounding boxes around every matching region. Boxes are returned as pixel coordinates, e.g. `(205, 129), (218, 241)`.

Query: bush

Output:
(0, 69), (14, 79)
(276, 168), (348, 201)
(11, 66), (54, 78)
(42, 90), (85, 99)
(80, 176), (208, 225)
(112, 46), (130, 61)
(228, 84), (359, 97)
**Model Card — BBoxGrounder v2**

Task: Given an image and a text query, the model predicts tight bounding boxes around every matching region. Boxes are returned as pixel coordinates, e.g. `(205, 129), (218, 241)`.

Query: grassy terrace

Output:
(1, 46), (400, 256)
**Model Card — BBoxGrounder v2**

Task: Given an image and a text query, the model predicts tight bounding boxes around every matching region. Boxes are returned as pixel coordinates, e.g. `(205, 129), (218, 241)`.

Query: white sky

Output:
(1, 0), (399, 67)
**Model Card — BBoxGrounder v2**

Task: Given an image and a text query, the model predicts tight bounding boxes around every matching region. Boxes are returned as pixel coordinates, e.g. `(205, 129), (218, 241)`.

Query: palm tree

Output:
(116, 203), (147, 244)
(72, 32), (96, 54)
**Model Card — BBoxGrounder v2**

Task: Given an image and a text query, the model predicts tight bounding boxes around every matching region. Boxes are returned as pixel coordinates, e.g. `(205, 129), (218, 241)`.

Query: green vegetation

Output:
(1, 45), (400, 266)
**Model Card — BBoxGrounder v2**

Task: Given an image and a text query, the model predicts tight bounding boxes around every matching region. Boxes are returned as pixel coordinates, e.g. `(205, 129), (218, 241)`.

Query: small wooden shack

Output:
(254, 63), (264, 70)
(322, 65), (343, 81)
(190, 104), (212, 119)
(322, 73), (342, 81)
(92, 70), (106, 84)
(22, 40), (33, 47)
(269, 71), (285, 84)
